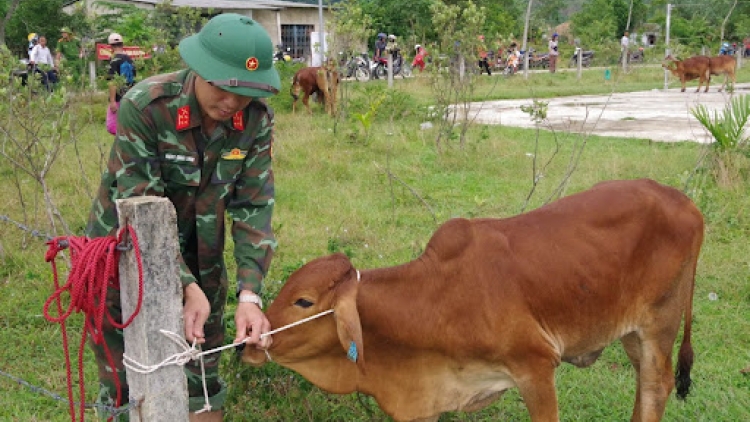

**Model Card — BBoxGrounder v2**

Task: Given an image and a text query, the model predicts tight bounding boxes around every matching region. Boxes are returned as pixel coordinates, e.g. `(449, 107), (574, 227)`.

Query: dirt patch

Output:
(468, 83), (750, 143)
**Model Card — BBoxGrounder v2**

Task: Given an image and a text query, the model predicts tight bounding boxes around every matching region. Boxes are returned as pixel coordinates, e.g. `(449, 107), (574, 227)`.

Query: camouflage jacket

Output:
(57, 37), (81, 61)
(86, 69), (276, 295)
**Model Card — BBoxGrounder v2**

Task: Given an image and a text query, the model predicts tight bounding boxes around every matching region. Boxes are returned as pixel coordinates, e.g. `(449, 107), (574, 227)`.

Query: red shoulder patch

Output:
(233, 111), (245, 131)
(176, 105), (190, 130)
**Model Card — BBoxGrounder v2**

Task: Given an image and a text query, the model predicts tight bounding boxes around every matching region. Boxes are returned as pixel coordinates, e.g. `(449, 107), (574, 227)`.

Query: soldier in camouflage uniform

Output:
(85, 14), (281, 422)
(55, 27), (83, 79)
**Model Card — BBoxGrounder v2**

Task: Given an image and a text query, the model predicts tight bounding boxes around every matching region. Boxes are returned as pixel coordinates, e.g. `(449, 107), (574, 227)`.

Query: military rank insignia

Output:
(176, 105), (190, 130)
(221, 148), (247, 160)
(232, 111), (245, 131)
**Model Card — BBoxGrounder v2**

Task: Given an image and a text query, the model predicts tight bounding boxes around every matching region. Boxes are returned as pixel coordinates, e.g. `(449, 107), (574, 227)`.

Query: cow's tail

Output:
(290, 74), (300, 101)
(675, 228), (701, 400)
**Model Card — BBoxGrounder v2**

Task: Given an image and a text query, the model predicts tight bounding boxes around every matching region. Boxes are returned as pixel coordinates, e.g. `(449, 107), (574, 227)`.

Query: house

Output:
(62, 0), (333, 62)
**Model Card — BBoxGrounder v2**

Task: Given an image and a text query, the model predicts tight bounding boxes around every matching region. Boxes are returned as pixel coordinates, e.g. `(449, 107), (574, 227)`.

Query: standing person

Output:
(373, 33), (387, 79)
(412, 44), (427, 72)
(28, 35), (58, 91)
(85, 13), (279, 421)
(386, 34), (399, 59)
(105, 33), (136, 135)
(620, 31), (630, 66)
(548, 33), (559, 73)
(374, 33), (387, 61)
(477, 35), (492, 76)
(55, 27), (83, 77)
(507, 42), (521, 74)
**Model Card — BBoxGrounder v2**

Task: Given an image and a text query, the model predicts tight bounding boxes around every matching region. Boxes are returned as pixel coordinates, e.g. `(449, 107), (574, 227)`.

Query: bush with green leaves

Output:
(692, 95), (750, 187)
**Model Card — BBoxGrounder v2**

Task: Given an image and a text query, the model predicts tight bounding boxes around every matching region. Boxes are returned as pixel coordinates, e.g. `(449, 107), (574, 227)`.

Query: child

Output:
(412, 44), (427, 72)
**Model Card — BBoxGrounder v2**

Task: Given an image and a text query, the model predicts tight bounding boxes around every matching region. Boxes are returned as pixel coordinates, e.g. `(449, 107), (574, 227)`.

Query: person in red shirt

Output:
(412, 44), (427, 72)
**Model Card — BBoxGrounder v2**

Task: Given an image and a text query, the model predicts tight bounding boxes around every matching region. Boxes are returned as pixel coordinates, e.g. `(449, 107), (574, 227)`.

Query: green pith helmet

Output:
(179, 13), (280, 98)
(60, 27), (72, 34)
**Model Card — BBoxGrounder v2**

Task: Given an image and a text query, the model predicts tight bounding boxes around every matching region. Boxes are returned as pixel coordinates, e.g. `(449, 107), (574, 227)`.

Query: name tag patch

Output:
(165, 153), (196, 164)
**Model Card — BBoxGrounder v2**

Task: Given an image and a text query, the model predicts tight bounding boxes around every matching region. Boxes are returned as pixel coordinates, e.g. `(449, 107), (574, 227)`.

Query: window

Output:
(281, 24), (314, 60)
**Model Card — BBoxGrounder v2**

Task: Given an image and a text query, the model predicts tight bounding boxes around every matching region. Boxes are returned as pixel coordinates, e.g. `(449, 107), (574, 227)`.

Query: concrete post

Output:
(89, 61), (96, 91)
(117, 196), (189, 421)
(387, 55), (393, 88)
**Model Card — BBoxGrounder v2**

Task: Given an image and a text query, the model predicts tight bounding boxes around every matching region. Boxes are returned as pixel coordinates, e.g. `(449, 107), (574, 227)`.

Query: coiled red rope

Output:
(43, 226), (143, 422)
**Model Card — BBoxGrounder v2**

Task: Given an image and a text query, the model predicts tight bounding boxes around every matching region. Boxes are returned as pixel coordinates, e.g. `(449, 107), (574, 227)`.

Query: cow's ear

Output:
(333, 270), (366, 373)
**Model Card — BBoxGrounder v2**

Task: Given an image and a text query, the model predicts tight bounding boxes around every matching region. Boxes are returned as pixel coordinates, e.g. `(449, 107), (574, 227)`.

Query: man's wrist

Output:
(238, 290), (263, 308)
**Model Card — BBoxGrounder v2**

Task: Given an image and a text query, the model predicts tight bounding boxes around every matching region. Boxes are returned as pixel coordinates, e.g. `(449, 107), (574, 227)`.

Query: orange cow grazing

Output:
(663, 55), (710, 92)
(245, 179), (704, 422)
(708, 55), (736, 92)
(291, 66), (323, 114)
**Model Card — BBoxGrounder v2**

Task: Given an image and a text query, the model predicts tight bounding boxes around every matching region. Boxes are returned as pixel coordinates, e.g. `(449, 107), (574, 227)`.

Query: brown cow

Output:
(245, 179), (704, 422)
(663, 55), (710, 92)
(708, 55), (736, 92)
(291, 66), (324, 114)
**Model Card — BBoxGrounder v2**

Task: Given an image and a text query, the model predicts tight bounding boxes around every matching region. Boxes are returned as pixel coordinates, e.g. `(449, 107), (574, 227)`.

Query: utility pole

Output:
(318, 0), (325, 67)
(663, 3), (672, 91)
(521, 0), (533, 79)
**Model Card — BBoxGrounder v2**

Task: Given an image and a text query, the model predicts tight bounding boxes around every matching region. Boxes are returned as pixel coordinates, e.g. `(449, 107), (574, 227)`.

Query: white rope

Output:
(122, 308), (335, 411)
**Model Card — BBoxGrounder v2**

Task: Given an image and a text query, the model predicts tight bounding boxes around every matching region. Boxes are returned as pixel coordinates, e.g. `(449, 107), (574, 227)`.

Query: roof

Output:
(63, 0), (320, 10)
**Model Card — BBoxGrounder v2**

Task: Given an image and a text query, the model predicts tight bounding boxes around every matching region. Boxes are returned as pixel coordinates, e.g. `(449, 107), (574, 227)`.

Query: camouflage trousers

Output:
(91, 275), (229, 420)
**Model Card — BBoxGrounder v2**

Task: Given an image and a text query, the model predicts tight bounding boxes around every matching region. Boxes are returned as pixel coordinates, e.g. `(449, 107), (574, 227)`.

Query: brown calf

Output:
(708, 55), (736, 92)
(291, 66), (324, 114)
(245, 179), (704, 422)
(663, 55), (710, 92)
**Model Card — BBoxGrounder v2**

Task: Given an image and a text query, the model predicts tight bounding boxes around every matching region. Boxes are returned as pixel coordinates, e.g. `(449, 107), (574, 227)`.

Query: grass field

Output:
(1, 63), (749, 421)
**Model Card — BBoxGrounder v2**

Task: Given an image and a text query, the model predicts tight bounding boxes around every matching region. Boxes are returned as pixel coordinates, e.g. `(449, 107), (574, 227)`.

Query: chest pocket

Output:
(212, 150), (247, 184)
(161, 151), (200, 187)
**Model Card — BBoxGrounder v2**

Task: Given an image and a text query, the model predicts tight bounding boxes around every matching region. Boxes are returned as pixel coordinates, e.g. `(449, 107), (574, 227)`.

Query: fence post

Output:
(117, 196), (189, 421)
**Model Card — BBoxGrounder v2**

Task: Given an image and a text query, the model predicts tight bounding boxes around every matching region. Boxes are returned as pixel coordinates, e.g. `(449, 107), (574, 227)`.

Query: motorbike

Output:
(340, 51), (370, 81)
(570, 49), (594, 67)
(371, 48), (412, 79)
(274, 45), (291, 63)
(719, 43), (736, 56)
(629, 47), (646, 64)
(525, 49), (549, 69)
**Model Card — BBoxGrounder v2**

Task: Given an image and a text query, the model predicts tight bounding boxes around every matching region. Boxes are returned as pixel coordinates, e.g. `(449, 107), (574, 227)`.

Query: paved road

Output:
(468, 83), (750, 143)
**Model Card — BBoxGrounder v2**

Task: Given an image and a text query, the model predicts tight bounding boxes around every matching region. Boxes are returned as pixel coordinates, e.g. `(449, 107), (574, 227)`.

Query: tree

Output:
(428, 0), (486, 151)
(4, 0), (73, 54)
(0, 0), (22, 47)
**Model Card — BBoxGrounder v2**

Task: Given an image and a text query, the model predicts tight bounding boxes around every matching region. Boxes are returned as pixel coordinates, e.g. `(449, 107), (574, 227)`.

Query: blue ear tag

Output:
(347, 341), (358, 362)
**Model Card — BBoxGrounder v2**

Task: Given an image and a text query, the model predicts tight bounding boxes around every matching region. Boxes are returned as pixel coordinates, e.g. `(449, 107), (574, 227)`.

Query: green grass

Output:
(1, 65), (749, 421)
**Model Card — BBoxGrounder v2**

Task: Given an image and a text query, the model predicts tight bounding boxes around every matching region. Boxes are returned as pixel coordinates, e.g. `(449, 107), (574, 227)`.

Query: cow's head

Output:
(243, 253), (366, 375)
(662, 55), (678, 71)
(290, 76), (301, 100)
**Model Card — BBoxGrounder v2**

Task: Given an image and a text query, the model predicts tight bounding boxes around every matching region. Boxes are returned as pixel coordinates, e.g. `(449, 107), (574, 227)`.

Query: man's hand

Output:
(183, 283), (210, 344)
(109, 101), (119, 113)
(234, 295), (272, 349)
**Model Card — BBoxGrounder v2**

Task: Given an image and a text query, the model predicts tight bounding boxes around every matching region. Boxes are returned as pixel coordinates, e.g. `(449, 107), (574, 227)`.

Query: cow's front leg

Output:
(303, 93), (312, 114)
(513, 359), (560, 422)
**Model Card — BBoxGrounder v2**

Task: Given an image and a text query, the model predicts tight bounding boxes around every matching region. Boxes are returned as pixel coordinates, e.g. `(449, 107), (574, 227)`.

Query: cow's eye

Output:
(294, 298), (313, 308)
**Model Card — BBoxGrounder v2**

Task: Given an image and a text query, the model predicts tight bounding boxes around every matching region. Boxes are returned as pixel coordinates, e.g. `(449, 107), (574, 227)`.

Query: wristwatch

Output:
(238, 292), (263, 308)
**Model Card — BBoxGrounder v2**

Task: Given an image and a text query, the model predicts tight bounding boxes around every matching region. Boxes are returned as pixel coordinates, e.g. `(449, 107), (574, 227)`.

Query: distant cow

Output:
(708, 55), (736, 92)
(245, 179), (704, 422)
(663, 55), (710, 92)
(291, 66), (323, 114)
